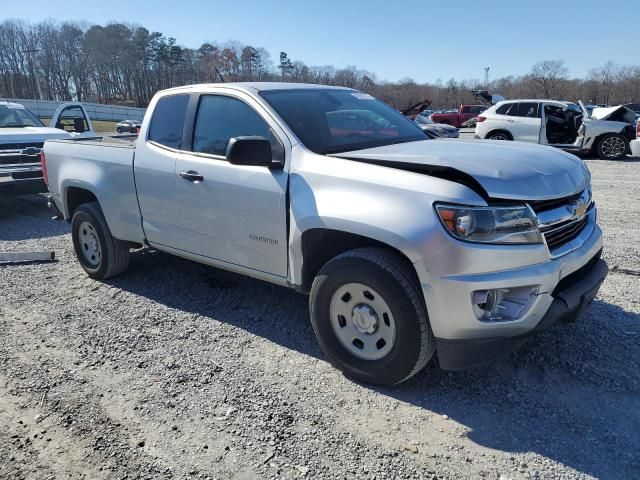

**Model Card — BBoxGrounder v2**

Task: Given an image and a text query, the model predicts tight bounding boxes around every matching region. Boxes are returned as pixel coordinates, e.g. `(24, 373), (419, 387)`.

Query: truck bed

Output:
(44, 134), (145, 244)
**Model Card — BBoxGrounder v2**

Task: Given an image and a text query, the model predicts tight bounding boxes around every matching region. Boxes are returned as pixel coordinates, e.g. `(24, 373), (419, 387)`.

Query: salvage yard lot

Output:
(1, 159), (639, 479)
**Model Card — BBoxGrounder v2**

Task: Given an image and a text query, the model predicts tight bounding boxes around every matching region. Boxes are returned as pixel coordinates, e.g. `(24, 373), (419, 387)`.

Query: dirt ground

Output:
(1, 158), (639, 480)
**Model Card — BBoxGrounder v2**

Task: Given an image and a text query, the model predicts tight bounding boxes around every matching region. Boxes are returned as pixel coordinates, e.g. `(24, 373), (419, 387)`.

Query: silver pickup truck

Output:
(0, 101), (95, 195)
(43, 83), (608, 385)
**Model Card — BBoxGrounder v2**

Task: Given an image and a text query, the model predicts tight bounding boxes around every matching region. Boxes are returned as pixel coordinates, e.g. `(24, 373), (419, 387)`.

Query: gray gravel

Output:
(1, 159), (639, 480)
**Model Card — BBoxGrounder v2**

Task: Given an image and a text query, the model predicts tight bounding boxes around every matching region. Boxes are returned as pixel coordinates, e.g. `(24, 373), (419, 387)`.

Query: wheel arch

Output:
(296, 227), (419, 293)
(590, 130), (630, 159)
(64, 184), (100, 219)
(485, 129), (513, 140)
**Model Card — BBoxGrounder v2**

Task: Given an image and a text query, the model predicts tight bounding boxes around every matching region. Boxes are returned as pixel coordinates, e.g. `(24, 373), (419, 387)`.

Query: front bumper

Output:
(413, 205), (606, 369)
(435, 253), (607, 370)
(0, 165), (46, 195)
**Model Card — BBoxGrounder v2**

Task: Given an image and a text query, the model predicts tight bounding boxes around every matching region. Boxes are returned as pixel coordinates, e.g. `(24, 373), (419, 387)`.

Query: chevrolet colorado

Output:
(43, 83), (608, 385)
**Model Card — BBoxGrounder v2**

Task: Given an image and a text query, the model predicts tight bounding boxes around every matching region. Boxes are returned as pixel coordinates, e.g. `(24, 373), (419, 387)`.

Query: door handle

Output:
(179, 170), (204, 182)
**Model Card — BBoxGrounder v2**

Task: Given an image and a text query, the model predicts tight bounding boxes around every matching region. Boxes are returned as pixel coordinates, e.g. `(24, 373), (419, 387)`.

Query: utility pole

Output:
(484, 67), (490, 89)
(22, 48), (43, 100)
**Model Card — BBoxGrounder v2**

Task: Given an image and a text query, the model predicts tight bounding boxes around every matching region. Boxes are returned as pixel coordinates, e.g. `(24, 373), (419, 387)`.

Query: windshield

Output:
(260, 89), (427, 154)
(0, 105), (45, 128)
(566, 103), (583, 113)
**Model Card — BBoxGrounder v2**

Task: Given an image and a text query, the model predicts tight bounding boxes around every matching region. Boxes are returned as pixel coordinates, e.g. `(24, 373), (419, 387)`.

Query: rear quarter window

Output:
(496, 103), (518, 116)
(148, 94), (190, 149)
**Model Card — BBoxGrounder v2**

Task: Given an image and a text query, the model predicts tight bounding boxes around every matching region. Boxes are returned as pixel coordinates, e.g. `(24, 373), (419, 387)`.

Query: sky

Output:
(1, 0), (635, 83)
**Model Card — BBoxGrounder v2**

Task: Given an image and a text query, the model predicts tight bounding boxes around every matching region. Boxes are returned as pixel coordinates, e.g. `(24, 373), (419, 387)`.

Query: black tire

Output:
(309, 248), (435, 386)
(116, 127), (123, 134)
(595, 133), (628, 160)
(71, 202), (130, 279)
(487, 130), (512, 141)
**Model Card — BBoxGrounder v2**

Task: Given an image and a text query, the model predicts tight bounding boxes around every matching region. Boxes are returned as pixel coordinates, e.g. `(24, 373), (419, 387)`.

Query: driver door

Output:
(173, 93), (290, 278)
(50, 103), (95, 137)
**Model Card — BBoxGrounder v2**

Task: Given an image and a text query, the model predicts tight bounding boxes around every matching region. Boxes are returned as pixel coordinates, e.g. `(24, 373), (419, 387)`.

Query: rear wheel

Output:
(116, 127), (123, 133)
(71, 202), (130, 279)
(309, 248), (435, 386)
(487, 131), (512, 141)
(596, 133), (628, 160)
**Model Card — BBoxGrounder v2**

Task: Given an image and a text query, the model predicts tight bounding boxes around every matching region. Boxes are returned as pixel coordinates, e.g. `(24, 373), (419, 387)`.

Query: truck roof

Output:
(158, 82), (353, 95)
(496, 99), (568, 104)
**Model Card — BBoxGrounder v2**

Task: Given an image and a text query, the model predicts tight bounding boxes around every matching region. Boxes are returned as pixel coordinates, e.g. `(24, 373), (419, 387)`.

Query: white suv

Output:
(475, 99), (636, 160)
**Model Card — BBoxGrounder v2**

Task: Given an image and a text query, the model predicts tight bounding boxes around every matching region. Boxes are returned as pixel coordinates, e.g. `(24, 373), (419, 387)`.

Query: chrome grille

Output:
(0, 147), (41, 166)
(530, 188), (592, 253)
(541, 215), (589, 250)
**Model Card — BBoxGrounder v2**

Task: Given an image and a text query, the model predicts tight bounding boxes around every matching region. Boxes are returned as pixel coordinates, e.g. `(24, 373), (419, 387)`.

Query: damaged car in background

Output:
(475, 98), (637, 160)
(414, 115), (460, 138)
(0, 101), (95, 195)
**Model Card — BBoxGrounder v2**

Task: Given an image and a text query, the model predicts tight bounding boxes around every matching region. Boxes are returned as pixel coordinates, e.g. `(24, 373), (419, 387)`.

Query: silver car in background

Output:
(414, 114), (460, 138)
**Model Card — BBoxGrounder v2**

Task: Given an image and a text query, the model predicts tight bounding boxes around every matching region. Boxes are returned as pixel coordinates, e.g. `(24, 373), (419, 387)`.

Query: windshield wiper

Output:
(0, 124), (32, 128)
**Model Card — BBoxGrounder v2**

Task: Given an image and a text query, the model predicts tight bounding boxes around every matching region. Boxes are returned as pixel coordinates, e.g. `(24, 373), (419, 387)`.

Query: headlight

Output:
(435, 203), (543, 244)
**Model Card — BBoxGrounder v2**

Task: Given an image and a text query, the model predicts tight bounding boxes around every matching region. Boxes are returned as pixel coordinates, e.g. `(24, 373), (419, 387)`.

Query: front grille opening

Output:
(0, 142), (44, 150)
(542, 215), (589, 250)
(529, 190), (584, 213)
(0, 154), (40, 166)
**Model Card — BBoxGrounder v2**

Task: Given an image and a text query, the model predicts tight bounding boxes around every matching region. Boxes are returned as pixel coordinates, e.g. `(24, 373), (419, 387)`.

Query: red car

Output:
(430, 105), (486, 128)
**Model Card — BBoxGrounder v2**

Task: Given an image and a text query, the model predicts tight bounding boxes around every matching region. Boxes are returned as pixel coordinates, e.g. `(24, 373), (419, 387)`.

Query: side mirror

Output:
(226, 136), (279, 168)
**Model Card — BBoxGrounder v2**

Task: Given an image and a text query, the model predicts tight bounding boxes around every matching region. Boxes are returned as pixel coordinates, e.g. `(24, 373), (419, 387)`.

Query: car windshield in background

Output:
(260, 89), (426, 154)
(0, 105), (45, 128)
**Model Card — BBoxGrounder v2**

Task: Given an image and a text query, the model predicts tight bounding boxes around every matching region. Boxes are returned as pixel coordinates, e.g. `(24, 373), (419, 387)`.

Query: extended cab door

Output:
(134, 93), (190, 247)
(173, 92), (289, 278)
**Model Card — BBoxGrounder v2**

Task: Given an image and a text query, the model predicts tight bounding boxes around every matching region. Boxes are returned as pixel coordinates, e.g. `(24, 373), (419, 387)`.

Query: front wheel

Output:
(596, 133), (628, 160)
(309, 248), (435, 386)
(71, 202), (130, 279)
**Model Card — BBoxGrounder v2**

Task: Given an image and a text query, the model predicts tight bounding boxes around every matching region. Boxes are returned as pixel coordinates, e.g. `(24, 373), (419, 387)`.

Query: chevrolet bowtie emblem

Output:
(571, 200), (587, 218)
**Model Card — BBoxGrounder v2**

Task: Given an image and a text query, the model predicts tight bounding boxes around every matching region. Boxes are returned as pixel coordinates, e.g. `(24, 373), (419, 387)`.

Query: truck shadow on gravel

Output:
(109, 250), (640, 479)
(0, 194), (68, 241)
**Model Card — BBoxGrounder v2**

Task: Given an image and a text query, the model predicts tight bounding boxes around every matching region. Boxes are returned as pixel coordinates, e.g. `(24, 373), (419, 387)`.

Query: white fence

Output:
(1, 98), (146, 122)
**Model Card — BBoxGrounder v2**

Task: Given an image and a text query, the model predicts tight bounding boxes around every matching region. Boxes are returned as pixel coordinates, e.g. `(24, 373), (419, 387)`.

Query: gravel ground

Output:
(1, 159), (639, 480)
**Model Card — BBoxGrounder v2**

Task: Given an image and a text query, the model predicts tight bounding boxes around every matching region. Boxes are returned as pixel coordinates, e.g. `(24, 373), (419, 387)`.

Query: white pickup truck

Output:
(43, 83), (607, 385)
(0, 101), (95, 195)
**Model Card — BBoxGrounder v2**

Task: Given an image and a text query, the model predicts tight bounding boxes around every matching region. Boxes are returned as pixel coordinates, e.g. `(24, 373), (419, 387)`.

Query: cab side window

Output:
(515, 102), (540, 118)
(148, 94), (190, 149)
(192, 95), (282, 160)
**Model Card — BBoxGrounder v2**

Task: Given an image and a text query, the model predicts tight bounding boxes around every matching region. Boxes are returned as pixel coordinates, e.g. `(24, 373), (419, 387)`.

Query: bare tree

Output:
(527, 60), (569, 98)
(1, 20), (640, 111)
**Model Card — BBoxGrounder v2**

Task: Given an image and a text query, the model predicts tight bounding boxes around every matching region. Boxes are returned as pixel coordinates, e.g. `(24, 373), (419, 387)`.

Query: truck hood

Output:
(590, 105), (636, 124)
(0, 127), (71, 145)
(336, 139), (588, 200)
